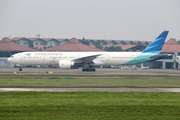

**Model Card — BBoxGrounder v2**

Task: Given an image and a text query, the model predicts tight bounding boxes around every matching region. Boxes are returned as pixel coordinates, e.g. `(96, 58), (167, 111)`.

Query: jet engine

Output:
(59, 60), (75, 69)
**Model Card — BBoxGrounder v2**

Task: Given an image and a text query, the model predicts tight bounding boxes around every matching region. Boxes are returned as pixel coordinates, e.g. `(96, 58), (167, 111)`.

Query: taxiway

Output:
(0, 68), (180, 77)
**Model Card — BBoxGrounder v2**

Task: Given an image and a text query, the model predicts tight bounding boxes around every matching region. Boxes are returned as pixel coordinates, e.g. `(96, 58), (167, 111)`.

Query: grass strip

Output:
(0, 76), (180, 87)
(0, 92), (180, 119)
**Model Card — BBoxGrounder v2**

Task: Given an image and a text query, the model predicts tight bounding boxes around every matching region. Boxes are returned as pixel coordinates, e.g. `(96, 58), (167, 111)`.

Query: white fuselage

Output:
(8, 52), (141, 66)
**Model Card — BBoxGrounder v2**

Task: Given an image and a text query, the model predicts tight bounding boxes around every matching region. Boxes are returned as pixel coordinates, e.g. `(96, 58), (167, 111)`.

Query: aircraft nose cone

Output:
(7, 58), (11, 62)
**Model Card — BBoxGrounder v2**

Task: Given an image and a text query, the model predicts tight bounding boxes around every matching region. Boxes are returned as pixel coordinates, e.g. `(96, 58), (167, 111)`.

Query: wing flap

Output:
(73, 54), (102, 63)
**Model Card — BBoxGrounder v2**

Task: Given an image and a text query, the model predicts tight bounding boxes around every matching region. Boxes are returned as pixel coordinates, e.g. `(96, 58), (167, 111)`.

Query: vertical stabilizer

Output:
(141, 31), (169, 54)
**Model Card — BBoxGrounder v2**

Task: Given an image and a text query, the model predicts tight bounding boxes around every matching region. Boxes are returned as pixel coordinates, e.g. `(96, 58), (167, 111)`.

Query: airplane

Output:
(8, 31), (169, 72)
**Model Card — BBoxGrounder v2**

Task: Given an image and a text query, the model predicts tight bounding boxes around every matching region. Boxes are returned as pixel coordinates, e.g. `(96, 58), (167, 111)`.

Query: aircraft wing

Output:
(73, 54), (102, 63)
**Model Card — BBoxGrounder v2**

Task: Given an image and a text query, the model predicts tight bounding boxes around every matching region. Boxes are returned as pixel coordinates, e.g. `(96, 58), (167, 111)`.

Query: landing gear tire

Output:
(86, 68), (89, 72)
(19, 65), (22, 71)
(19, 68), (22, 71)
(82, 68), (96, 72)
(82, 68), (85, 72)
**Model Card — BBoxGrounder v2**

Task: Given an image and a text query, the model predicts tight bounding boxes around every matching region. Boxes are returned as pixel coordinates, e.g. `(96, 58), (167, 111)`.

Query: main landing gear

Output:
(82, 68), (96, 72)
(19, 65), (22, 71)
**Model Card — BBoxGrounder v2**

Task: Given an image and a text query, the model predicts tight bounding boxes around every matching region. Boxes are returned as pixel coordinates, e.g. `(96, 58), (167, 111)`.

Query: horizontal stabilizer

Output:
(148, 54), (171, 58)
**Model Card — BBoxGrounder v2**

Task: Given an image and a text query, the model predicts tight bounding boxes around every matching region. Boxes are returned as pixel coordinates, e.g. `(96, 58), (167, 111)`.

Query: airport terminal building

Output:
(10, 37), (151, 47)
(0, 37), (180, 69)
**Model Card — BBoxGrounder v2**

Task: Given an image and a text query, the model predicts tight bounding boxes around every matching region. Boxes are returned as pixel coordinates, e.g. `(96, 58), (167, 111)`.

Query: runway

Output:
(1, 68), (180, 77)
(1, 87), (180, 92)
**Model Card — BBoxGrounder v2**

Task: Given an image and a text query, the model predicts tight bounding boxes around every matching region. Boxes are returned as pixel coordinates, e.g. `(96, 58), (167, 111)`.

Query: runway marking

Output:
(1, 88), (180, 92)
(0, 88), (70, 92)
(0, 88), (33, 91)
(160, 88), (180, 92)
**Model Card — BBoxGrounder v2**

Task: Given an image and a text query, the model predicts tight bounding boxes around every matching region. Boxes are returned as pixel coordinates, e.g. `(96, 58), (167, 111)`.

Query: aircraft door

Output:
(136, 55), (140, 64)
(20, 57), (23, 60)
(107, 55), (110, 61)
(19, 55), (23, 61)
(136, 56), (140, 60)
(42, 56), (46, 64)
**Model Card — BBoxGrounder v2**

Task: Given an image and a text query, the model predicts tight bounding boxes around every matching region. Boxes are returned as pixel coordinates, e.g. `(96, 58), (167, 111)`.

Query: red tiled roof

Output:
(161, 39), (180, 53)
(41, 38), (55, 41)
(87, 39), (103, 42)
(165, 38), (178, 44)
(114, 40), (125, 43)
(43, 38), (104, 51)
(34, 46), (49, 49)
(55, 38), (68, 42)
(120, 45), (137, 50)
(26, 38), (39, 41)
(162, 44), (180, 53)
(102, 45), (137, 51)
(1, 37), (12, 43)
(10, 37), (152, 44)
(10, 37), (25, 41)
(27, 38), (55, 41)
(104, 40), (113, 43)
(0, 37), (36, 51)
(68, 38), (80, 43)
(140, 41), (151, 44)
(25, 38), (67, 42)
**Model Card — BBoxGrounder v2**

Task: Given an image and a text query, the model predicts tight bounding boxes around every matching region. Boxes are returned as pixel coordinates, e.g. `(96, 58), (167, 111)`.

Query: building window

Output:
(36, 43), (38, 45)
(40, 43), (43, 45)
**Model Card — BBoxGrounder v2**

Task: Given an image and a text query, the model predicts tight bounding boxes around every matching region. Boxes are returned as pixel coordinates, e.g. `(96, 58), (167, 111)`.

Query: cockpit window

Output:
(11, 56), (14, 58)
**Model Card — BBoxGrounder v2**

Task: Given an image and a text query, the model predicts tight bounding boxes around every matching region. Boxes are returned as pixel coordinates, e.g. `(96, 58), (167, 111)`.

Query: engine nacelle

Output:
(59, 60), (75, 69)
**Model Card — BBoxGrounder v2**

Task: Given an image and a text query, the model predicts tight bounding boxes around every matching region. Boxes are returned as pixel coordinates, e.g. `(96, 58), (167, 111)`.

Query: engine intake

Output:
(59, 60), (74, 69)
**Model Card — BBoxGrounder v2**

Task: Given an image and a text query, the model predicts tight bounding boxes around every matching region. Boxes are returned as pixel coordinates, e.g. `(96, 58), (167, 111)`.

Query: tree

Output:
(103, 46), (123, 51)
(140, 48), (145, 51)
(29, 41), (34, 49)
(133, 43), (142, 46)
(115, 46), (123, 51)
(128, 49), (133, 52)
(47, 45), (53, 48)
(94, 40), (102, 49)
(177, 40), (180, 44)
(80, 37), (90, 45)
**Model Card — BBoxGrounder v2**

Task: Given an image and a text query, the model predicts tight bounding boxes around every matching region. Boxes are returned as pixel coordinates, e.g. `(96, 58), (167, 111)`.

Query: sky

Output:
(0, 0), (180, 41)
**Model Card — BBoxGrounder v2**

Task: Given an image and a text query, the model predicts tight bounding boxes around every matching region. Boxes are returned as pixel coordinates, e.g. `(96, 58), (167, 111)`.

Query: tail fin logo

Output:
(26, 53), (31, 57)
(141, 31), (169, 54)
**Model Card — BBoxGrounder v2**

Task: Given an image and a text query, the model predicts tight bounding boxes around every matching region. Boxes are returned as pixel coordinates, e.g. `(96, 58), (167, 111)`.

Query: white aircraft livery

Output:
(8, 31), (169, 72)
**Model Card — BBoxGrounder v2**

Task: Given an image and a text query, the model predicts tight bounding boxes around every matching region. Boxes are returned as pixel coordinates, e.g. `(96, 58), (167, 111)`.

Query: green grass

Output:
(0, 92), (180, 119)
(1, 76), (180, 87)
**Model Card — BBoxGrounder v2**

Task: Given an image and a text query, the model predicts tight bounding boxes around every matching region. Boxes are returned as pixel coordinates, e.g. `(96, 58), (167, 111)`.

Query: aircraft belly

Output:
(110, 58), (132, 65)
(97, 58), (132, 66)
